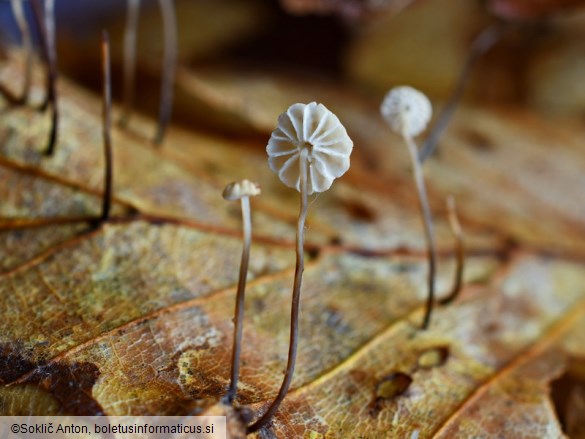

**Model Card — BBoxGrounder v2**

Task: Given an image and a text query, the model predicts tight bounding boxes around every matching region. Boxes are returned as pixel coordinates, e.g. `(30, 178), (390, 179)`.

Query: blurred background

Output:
(1, 0), (584, 133)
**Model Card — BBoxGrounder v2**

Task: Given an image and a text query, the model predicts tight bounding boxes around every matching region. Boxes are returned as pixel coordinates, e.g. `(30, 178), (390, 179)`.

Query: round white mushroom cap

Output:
(222, 179), (261, 201)
(380, 86), (432, 137)
(267, 102), (353, 195)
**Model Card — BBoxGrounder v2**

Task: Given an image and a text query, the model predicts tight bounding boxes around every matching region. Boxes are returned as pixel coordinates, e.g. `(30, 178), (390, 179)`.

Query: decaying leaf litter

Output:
(1, 0), (585, 437)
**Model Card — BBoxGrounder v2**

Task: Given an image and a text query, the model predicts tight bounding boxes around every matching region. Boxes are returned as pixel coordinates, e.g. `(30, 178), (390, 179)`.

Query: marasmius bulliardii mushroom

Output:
(381, 86), (436, 330)
(247, 102), (353, 432)
(222, 179), (261, 405)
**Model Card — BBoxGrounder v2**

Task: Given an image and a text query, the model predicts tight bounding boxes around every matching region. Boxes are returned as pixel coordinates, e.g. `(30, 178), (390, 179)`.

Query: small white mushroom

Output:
(381, 86), (437, 330)
(222, 179), (261, 201)
(249, 102), (352, 433)
(381, 86), (432, 138)
(267, 102), (353, 194)
(222, 179), (261, 404)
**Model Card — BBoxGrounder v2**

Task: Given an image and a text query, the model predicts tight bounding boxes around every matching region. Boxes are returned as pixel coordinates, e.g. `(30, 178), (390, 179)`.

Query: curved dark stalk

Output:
(225, 196), (252, 404)
(247, 149), (309, 433)
(119, 0), (141, 128)
(100, 31), (113, 223)
(418, 21), (507, 163)
(153, 0), (177, 146)
(439, 196), (465, 305)
(404, 133), (436, 330)
(42, 0), (56, 109)
(32, 0), (59, 156)
(10, 0), (33, 104)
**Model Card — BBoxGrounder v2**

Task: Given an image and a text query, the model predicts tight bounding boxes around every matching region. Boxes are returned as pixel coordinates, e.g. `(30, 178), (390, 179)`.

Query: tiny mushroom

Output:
(222, 179), (261, 405)
(381, 86), (437, 330)
(381, 86), (432, 138)
(247, 102), (353, 433)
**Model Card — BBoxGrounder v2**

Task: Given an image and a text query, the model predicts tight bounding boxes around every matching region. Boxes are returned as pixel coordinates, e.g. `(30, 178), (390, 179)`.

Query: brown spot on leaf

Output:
(0, 342), (104, 415)
(0, 342), (37, 384)
(417, 346), (450, 369)
(27, 362), (104, 415)
(306, 245), (321, 261)
(376, 372), (413, 399)
(462, 129), (495, 153)
(368, 372), (413, 416)
(341, 199), (377, 222)
(329, 235), (343, 246)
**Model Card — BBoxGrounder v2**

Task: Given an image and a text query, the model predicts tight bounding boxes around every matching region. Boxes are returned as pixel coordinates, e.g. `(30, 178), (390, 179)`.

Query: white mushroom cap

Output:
(222, 179), (261, 201)
(267, 102), (353, 195)
(380, 86), (432, 137)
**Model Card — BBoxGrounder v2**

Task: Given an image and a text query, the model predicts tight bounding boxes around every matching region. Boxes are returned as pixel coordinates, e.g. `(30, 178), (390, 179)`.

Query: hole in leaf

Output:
(417, 346), (450, 369)
(551, 362), (585, 438)
(375, 372), (412, 399)
(306, 246), (321, 260)
(329, 235), (343, 246)
(368, 371), (413, 417)
(462, 128), (495, 153)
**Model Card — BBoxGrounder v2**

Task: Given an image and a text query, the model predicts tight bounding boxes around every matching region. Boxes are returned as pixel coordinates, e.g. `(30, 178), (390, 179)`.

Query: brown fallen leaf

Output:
(1, 47), (585, 439)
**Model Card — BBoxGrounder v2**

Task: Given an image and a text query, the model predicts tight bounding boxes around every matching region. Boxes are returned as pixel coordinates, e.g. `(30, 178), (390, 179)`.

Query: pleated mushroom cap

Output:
(222, 179), (261, 201)
(380, 86), (432, 137)
(267, 102), (353, 195)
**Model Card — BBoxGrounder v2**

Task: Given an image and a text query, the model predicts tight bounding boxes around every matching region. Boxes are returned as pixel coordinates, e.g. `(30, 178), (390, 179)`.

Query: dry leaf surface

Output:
(1, 50), (585, 438)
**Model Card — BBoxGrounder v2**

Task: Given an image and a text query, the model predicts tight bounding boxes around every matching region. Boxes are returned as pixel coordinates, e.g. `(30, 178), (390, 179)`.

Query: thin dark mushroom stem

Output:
(42, 0), (56, 111)
(418, 21), (507, 163)
(119, 0), (140, 128)
(247, 149), (309, 433)
(31, 0), (59, 156)
(153, 0), (177, 146)
(10, 0), (33, 104)
(403, 132), (437, 330)
(225, 195), (252, 404)
(100, 31), (113, 223)
(439, 196), (465, 305)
